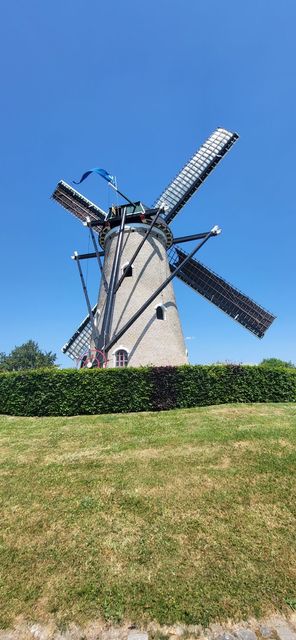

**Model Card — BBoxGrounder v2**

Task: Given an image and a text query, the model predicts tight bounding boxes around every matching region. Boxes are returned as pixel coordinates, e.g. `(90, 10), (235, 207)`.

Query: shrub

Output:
(259, 357), (295, 369)
(0, 365), (295, 417)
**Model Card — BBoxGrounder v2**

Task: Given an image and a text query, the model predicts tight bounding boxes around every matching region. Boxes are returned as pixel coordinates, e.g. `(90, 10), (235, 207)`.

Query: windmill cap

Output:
(211, 225), (222, 235)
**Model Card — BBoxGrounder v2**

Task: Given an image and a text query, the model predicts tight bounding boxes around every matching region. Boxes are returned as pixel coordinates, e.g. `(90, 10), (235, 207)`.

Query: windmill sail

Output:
(62, 306), (97, 360)
(52, 181), (106, 229)
(154, 128), (238, 224)
(168, 247), (275, 338)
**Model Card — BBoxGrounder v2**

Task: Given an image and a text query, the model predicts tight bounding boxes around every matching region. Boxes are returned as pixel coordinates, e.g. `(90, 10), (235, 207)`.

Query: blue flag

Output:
(73, 168), (116, 187)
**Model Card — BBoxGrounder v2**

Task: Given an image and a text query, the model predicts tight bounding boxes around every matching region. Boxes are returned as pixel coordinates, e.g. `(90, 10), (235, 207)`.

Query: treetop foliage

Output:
(0, 340), (57, 371)
(259, 358), (295, 369)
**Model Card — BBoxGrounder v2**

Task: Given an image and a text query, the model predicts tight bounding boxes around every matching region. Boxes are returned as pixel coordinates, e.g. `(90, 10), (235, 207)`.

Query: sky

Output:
(0, 0), (295, 367)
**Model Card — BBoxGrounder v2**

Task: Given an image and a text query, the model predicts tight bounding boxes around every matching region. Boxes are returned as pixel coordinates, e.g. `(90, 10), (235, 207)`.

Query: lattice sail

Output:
(62, 306), (96, 361)
(154, 128), (238, 224)
(168, 246), (275, 338)
(52, 181), (106, 230)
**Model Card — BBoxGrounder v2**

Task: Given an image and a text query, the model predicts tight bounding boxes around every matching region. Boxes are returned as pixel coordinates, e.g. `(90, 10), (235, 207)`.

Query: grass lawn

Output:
(0, 404), (296, 628)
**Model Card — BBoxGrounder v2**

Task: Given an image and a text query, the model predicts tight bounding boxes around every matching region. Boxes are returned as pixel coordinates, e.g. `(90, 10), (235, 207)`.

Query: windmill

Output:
(52, 128), (275, 368)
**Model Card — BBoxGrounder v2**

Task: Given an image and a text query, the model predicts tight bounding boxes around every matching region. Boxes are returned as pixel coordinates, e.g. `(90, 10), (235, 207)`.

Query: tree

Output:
(0, 341), (57, 371)
(259, 358), (295, 369)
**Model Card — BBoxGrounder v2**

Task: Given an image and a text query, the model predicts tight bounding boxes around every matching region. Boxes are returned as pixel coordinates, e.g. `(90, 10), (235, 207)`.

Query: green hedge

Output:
(0, 365), (295, 416)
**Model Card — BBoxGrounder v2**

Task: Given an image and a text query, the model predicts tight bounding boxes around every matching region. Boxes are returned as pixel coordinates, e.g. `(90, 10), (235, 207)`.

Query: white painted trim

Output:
(154, 303), (167, 320)
(111, 345), (130, 356)
(112, 346), (129, 368)
(121, 261), (133, 277)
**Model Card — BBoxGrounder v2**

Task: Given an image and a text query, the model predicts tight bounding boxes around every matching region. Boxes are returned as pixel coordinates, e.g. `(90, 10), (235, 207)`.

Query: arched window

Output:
(115, 349), (128, 367)
(156, 305), (165, 320)
(122, 263), (133, 277)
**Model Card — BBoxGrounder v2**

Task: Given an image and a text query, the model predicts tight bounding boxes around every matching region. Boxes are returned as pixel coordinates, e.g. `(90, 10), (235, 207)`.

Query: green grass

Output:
(0, 404), (296, 628)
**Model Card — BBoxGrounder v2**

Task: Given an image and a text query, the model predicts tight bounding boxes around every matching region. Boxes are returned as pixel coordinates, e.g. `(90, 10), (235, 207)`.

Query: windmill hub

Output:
(52, 127), (275, 368)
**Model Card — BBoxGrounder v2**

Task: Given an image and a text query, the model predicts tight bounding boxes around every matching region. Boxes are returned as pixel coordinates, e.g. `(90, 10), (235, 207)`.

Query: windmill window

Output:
(115, 349), (128, 367)
(156, 305), (165, 320)
(122, 264), (133, 277)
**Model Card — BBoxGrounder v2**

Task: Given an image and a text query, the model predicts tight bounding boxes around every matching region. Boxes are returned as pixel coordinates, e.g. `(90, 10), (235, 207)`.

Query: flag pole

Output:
(109, 182), (136, 208)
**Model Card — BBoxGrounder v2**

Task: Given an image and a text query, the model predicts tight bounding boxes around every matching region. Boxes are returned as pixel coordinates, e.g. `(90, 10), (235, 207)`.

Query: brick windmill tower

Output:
(52, 128), (275, 368)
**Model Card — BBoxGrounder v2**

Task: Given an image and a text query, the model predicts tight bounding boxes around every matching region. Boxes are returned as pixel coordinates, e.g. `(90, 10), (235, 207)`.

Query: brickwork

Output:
(94, 223), (188, 368)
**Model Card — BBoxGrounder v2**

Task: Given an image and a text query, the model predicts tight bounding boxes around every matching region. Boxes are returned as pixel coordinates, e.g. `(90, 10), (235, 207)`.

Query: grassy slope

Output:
(0, 404), (296, 628)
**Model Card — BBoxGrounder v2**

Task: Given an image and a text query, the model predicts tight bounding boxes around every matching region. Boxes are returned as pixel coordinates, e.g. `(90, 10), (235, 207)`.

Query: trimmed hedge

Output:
(0, 365), (296, 416)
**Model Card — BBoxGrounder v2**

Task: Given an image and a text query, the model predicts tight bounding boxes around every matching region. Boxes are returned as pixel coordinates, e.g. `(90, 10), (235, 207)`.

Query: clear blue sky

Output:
(1, 0), (295, 367)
